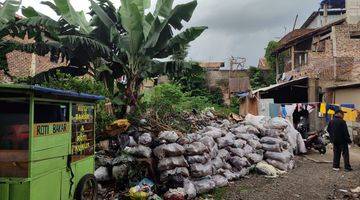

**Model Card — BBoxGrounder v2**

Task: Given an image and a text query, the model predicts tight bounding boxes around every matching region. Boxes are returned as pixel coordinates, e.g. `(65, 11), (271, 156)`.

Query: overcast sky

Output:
(17, 0), (319, 67)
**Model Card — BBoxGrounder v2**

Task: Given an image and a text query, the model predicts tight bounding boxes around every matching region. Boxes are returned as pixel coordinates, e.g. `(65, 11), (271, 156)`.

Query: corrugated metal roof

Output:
(252, 77), (308, 94)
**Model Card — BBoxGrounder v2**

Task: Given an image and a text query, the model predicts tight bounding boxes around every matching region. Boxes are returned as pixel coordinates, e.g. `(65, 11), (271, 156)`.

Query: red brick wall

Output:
(280, 22), (360, 88)
(0, 36), (63, 83)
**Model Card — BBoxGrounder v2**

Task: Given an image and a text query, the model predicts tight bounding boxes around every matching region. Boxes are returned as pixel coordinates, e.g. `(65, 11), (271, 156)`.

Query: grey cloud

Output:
(183, 0), (319, 65)
(19, 0), (320, 66)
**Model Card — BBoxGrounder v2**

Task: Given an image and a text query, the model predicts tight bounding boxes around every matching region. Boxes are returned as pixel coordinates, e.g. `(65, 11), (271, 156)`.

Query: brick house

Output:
(199, 62), (250, 104)
(252, 0), (360, 134)
(0, 34), (63, 83)
(270, 0), (360, 106)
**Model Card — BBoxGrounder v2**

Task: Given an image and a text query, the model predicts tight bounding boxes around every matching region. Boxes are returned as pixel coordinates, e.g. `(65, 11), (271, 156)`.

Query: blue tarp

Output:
(235, 92), (249, 98)
(31, 85), (105, 101)
(320, 0), (345, 8)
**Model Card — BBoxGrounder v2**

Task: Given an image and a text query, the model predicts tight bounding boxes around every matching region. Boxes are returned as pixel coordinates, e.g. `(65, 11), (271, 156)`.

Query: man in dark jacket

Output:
(327, 110), (353, 171)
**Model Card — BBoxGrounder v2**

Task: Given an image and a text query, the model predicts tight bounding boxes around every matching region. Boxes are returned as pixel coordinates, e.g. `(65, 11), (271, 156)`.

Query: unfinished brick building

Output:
(271, 0), (360, 108)
(251, 0), (360, 135)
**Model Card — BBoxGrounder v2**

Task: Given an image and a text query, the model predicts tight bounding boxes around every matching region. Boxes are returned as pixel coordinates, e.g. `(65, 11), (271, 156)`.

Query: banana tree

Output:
(5, 0), (112, 82)
(0, 0), (22, 77)
(90, 0), (207, 113)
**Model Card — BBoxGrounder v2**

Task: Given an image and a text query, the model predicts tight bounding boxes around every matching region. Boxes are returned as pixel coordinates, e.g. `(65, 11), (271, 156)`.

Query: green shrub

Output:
(40, 72), (116, 133)
(142, 83), (214, 116)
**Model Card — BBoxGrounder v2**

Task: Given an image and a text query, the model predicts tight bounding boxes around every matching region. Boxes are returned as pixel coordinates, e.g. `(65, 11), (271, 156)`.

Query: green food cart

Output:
(0, 84), (104, 200)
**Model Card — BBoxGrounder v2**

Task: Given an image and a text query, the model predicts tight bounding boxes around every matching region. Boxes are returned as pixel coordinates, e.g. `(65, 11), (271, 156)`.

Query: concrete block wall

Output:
(346, 0), (360, 25)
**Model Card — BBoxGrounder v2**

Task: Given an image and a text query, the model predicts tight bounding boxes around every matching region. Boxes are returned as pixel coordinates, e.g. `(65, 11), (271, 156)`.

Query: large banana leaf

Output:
(53, 0), (92, 34)
(130, 0), (150, 16)
(120, 0), (144, 55)
(40, 1), (61, 15)
(59, 35), (111, 58)
(0, 0), (21, 29)
(155, 26), (207, 59)
(90, 0), (116, 29)
(168, 26), (207, 47)
(142, 0), (198, 52)
(154, 0), (174, 19)
(169, 1), (198, 30)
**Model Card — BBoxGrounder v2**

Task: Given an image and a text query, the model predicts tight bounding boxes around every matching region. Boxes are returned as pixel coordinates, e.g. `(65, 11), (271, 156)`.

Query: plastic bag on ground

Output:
(203, 126), (223, 133)
(212, 175), (229, 187)
(158, 156), (189, 171)
(94, 166), (110, 181)
(212, 157), (225, 169)
(153, 143), (185, 159)
(288, 159), (296, 170)
(262, 143), (282, 152)
(246, 153), (263, 164)
(231, 125), (260, 135)
(112, 164), (128, 180)
(138, 133), (152, 146)
(264, 151), (293, 163)
(193, 178), (216, 194)
(190, 161), (213, 178)
(129, 186), (149, 200)
(264, 117), (289, 130)
(223, 170), (239, 181)
(216, 136), (235, 148)
(209, 144), (219, 159)
(227, 147), (245, 157)
(128, 136), (137, 147)
(160, 167), (190, 182)
(185, 133), (203, 143)
(256, 161), (282, 177)
(284, 119), (306, 154)
(248, 139), (262, 149)
(164, 188), (185, 200)
(243, 144), (254, 155)
(266, 159), (289, 171)
(203, 130), (223, 139)
(236, 133), (258, 142)
(184, 142), (209, 156)
(186, 154), (210, 164)
(159, 131), (179, 143)
(229, 156), (250, 170)
(260, 137), (283, 145)
(199, 136), (216, 149)
(184, 179), (197, 199)
(264, 129), (285, 138)
(222, 169), (249, 181)
(111, 154), (136, 165)
(296, 132), (307, 154)
(218, 149), (231, 161)
(124, 145), (152, 158)
(245, 114), (271, 133)
(233, 139), (247, 148)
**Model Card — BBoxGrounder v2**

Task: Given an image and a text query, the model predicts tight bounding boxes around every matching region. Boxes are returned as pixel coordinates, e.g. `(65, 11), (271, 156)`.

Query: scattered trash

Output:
(351, 187), (360, 193)
(95, 112), (305, 199)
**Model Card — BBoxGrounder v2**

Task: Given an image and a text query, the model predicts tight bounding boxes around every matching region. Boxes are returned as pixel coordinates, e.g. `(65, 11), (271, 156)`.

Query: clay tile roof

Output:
(278, 29), (315, 46)
(273, 18), (346, 54)
(199, 62), (224, 70)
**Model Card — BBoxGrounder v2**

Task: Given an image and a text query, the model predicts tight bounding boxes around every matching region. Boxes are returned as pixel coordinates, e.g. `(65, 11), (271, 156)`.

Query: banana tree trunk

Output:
(125, 74), (142, 115)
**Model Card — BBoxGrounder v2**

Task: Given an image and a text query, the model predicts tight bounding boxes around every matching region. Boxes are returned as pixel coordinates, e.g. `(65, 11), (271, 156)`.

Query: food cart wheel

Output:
(75, 174), (98, 200)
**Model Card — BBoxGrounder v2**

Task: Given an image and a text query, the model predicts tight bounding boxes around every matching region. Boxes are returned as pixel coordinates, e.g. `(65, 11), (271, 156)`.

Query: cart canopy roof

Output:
(0, 84), (105, 102)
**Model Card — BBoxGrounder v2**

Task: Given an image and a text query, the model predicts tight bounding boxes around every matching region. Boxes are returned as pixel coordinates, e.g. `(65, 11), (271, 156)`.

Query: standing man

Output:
(327, 110), (353, 171)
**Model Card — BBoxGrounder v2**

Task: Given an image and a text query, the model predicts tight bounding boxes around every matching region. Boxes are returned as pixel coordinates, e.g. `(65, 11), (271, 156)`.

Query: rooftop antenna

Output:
(292, 14), (299, 30)
(228, 56), (246, 100)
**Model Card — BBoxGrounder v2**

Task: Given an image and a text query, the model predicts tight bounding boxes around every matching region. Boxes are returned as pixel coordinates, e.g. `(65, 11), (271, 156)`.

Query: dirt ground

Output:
(216, 146), (360, 200)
